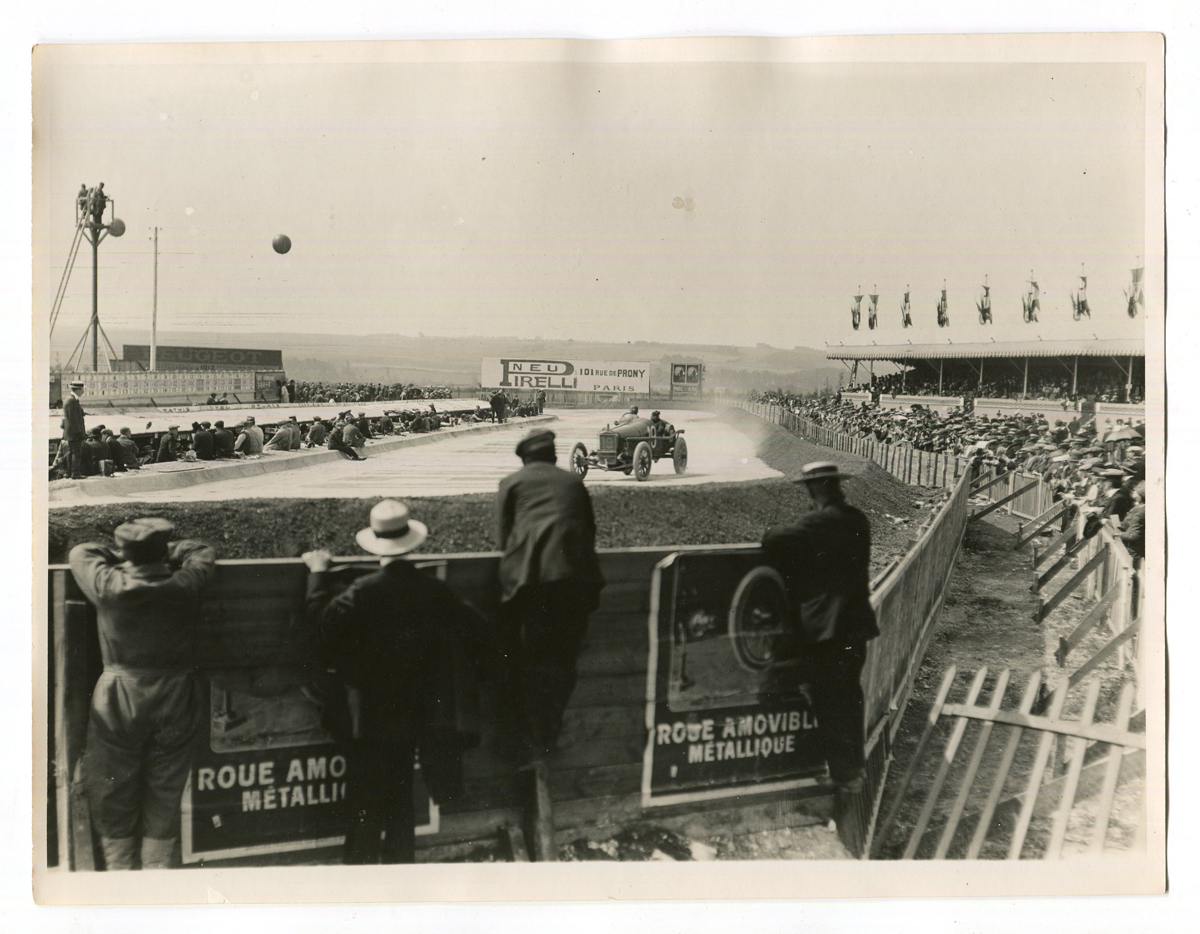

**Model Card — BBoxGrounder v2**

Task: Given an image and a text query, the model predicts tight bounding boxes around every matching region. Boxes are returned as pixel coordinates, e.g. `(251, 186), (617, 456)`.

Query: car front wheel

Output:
(673, 436), (688, 475)
(633, 441), (653, 481)
(570, 442), (589, 478)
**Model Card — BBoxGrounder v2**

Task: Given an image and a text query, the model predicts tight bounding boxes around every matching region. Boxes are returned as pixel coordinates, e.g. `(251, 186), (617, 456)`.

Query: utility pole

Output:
(151, 227), (158, 371)
(80, 184), (125, 371)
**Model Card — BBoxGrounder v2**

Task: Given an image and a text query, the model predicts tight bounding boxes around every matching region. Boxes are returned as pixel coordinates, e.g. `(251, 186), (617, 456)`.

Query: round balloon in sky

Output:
(272, 234), (292, 255)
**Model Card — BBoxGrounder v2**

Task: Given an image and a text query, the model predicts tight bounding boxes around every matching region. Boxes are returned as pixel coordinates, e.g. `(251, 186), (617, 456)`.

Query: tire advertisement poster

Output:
(181, 676), (438, 863)
(642, 550), (826, 806)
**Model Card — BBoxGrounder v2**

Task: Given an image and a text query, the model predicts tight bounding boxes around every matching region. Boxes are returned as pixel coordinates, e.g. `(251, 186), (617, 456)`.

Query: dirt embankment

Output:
(48, 408), (931, 572)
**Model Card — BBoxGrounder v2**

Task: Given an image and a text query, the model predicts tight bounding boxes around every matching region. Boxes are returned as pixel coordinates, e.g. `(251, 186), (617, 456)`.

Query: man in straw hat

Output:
(69, 518), (217, 869)
(496, 428), (604, 762)
(761, 461), (879, 794)
(61, 378), (88, 479)
(302, 500), (477, 864)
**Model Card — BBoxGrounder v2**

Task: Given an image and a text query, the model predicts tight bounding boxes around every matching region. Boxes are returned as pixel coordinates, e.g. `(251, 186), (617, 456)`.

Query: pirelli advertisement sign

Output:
(642, 550), (826, 806)
(481, 357), (651, 394)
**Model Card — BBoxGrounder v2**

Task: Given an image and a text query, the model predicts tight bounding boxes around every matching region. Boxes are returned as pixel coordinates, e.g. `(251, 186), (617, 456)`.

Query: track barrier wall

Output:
(47, 400), (980, 865)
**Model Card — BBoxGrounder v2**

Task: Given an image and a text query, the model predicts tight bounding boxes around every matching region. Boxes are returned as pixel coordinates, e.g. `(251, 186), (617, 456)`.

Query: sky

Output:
(33, 45), (1149, 354)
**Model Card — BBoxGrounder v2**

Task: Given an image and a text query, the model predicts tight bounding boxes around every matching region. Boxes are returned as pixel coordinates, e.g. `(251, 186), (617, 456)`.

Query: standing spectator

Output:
(496, 429), (605, 761)
(761, 461), (879, 794)
(301, 500), (477, 864)
(192, 421), (215, 461)
(234, 417), (264, 455)
(287, 379), (297, 405)
(61, 378), (87, 479)
(490, 389), (507, 424)
(69, 519), (216, 869)
(535, 389), (547, 414)
(212, 420), (235, 458)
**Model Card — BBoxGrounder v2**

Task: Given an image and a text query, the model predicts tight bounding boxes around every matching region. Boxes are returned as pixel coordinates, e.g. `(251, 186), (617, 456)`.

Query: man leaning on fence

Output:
(761, 461), (879, 795)
(69, 519), (217, 870)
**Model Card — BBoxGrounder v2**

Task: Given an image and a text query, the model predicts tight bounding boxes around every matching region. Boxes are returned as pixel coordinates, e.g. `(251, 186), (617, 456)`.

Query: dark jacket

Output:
(105, 436), (128, 471)
(114, 435), (141, 469)
(155, 433), (178, 463)
(306, 422), (328, 446)
(83, 437), (108, 475)
(496, 460), (605, 604)
(69, 540), (217, 669)
(62, 394), (87, 441)
(1120, 504), (1146, 559)
(1103, 486), (1135, 523)
(303, 562), (482, 803)
(192, 429), (215, 460)
(213, 427), (236, 458)
(761, 498), (879, 645)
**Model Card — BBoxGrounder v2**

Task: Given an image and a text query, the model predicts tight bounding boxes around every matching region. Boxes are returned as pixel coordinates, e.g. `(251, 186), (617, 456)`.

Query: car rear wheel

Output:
(632, 442), (653, 481)
(570, 442), (589, 478)
(673, 436), (688, 475)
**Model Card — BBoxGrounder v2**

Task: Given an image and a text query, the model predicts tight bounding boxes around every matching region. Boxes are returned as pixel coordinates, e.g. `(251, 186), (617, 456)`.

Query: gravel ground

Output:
(873, 513), (1144, 860)
(48, 409), (929, 570)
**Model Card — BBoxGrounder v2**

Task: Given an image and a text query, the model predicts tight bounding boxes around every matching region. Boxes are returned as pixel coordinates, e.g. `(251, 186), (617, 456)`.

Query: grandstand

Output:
(825, 337), (1145, 423)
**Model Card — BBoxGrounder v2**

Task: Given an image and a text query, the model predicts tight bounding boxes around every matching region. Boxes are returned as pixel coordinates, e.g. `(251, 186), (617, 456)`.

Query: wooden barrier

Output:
(49, 402), (976, 866)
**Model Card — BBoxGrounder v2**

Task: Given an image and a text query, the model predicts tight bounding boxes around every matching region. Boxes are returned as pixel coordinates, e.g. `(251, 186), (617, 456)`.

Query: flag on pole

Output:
(1125, 267), (1145, 318)
(851, 291), (863, 330)
(868, 291), (879, 330)
(936, 286), (949, 327)
(901, 289), (912, 328)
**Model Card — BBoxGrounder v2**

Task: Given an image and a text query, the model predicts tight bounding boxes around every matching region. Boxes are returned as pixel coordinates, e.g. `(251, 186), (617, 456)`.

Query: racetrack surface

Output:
(51, 408), (782, 505)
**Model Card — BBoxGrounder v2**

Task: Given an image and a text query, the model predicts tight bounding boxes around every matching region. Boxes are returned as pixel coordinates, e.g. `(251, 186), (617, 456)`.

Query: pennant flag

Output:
(901, 289), (912, 328)
(937, 286), (949, 327)
(851, 292), (863, 330)
(976, 279), (992, 324)
(1022, 275), (1040, 323)
(1125, 267), (1145, 318)
(868, 291), (879, 330)
(1071, 274), (1091, 320)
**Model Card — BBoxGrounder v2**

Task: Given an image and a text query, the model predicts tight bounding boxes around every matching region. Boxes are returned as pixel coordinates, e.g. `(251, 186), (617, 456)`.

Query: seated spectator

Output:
(155, 426), (181, 463)
(115, 428), (142, 470)
(103, 429), (127, 472)
(342, 421), (366, 449)
(212, 420), (236, 458)
(193, 421), (215, 460)
(305, 419), (328, 447)
(83, 427), (108, 476)
(234, 417), (264, 455)
(326, 421), (364, 460)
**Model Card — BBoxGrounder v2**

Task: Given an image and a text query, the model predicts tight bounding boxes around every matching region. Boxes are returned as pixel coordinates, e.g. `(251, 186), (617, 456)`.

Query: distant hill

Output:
(52, 329), (846, 395)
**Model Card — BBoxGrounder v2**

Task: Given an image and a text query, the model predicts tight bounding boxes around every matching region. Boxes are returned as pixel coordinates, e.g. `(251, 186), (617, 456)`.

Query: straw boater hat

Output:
(69, 379), (84, 389)
(356, 499), (428, 556)
(795, 461), (856, 483)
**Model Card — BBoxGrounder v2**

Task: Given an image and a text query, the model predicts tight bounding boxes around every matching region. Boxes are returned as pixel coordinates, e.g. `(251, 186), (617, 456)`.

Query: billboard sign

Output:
(181, 677), (437, 864)
(123, 345), (284, 370)
(481, 358), (650, 393)
(670, 363), (704, 394)
(642, 550), (826, 806)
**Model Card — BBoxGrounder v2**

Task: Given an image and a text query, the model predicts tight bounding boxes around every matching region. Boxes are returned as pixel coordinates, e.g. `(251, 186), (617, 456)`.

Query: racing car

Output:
(569, 410), (687, 481)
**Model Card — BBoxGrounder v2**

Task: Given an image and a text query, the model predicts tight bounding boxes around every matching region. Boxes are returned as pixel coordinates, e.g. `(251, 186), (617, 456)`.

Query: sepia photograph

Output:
(28, 30), (1166, 907)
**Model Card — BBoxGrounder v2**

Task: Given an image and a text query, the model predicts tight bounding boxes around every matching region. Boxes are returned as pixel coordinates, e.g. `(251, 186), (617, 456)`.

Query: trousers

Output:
(801, 641), (868, 784)
(501, 582), (595, 756)
(341, 727), (418, 864)
(67, 438), (85, 478)
(83, 669), (203, 841)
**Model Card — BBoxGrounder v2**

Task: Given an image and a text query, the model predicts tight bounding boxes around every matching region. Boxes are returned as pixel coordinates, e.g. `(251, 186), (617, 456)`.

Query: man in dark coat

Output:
(305, 418), (328, 447)
(114, 428), (142, 470)
(327, 421), (364, 460)
(83, 426), (109, 476)
(489, 389), (507, 424)
(103, 429), (127, 472)
(155, 425), (180, 463)
(192, 421), (215, 460)
(496, 429), (604, 760)
(761, 461), (879, 793)
(70, 519), (216, 869)
(212, 420), (236, 458)
(302, 500), (478, 864)
(61, 379), (87, 479)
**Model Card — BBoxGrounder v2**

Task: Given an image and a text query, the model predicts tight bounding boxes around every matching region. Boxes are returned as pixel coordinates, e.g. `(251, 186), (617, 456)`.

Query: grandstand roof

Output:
(824, 337), (1144, 362)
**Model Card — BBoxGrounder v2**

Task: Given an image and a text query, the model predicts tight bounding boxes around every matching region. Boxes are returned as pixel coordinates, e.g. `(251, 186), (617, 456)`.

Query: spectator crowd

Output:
(819, 365), (1145, 404)
(751, 391), (1146, 560)
(287, 381), (456, 404)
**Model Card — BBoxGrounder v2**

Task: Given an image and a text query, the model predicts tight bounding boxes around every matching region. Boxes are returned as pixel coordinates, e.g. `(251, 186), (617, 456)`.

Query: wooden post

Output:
(979, 358), (985, 390)
(529, 761), (556, 861)
(939, 359), (943, 394)
(1022, 357), (1028, 398)
(1072, 356), (1079, 397)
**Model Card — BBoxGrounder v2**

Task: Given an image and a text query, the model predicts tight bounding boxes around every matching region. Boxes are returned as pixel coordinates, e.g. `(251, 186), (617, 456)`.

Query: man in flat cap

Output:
(61, 378), (87, 479)
(69, 519), (217, 869)
(114, 427), (142, 471)
(301, 501), (478, 864)
(212, 420), (236, 458)
(496, 428), (605, 762)
(761, 461), (879, 794)
(155, 425), (180, 463)
(234, 417), (263, 455)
